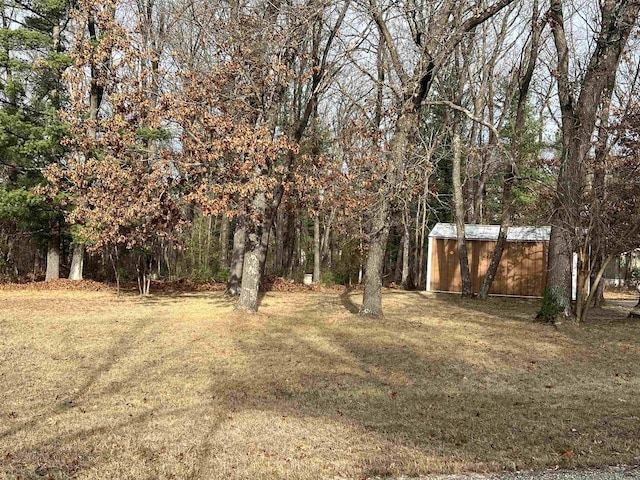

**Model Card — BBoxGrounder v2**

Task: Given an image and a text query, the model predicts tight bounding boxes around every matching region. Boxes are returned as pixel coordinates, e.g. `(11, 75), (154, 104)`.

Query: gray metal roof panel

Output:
(428, 223), (550, 242)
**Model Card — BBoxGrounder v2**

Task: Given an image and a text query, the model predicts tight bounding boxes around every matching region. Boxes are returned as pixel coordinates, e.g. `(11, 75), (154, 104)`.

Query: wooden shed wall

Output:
(429, 238), (547, 297)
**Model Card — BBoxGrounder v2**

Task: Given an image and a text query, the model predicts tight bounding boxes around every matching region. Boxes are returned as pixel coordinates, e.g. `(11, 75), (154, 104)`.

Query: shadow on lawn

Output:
(339, 287), (360, 314)
(132, 289), (270, 310)
(216, 298), (640, 477)
(0, 317), (154, 443)
(0, 316), (173, 479)
(131, 290), (226, 304)
(4, 291), (640, 479)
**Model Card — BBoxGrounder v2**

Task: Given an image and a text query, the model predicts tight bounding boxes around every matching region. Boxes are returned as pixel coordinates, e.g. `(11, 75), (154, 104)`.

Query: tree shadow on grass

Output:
(132, 290), (270, 311)
(217, 302), (640, 477)
(4, 290), (640, 479)
(1, 339), (232, 479)
(0, 316), (154, 441)
(132, 290), (225, 304)
(339, 287), (360, 314)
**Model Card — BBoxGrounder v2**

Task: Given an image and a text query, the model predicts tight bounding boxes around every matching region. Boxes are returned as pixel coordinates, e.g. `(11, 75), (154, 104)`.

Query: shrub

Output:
(191, 265), (214, 284)
(320, 271), (338, 286)
(117, 266), (130, 282)
(215, 268), (230, 283)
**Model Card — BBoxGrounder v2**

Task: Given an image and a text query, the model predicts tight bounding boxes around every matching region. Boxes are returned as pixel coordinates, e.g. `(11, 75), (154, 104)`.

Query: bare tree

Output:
(479, 0), (542, 299)
(540, 0), (640, 320)
(359, 0), (519, 316)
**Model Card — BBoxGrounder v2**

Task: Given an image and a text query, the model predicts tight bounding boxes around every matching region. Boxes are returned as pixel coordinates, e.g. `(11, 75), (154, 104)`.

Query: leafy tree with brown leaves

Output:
(45, 0), (184, 294)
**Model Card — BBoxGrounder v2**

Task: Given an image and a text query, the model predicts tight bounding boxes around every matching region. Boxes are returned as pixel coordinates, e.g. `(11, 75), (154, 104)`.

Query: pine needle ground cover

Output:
(0, 290), (639, 479)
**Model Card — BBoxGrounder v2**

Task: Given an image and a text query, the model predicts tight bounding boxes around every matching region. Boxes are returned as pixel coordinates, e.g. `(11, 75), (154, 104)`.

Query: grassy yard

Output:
(0, 288), (639, 479)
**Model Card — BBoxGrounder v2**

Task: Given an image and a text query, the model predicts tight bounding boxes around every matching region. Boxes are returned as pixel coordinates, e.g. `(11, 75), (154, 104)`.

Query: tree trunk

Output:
(45, 221), (60, 281)
(479, 226), (507, 300)
(624, 252), (632, 286)
(320, 208), (334, 265)
(274, 210), (284, 274)
(385, 243), (394, 283)
(360, 196), (391, 316)
(226, 217), (245, 296)
(360, 107), (417, 313)
(109, 246), (120, 296)
(480, 1), (539, 299)
(416, 178), (429, 288)
(237, 195), (267, 312)
(542, 0), (640, 319)
(574, 242), (590, 319)
(294, 216), (302, 274)
(237, 239), (264, 312)
(401, 215), (413, 290)
(220, 213), (229, 269)
(543, 225), (574, 315)
(412, 189), (423, 288)
(452, 128), (473, 298)
(206, 215), (214, 268)
(471, 169), (488, 224)
(237, 187), (283, 312)
(313, 214), (321, 283)
(577, 255), (612, 322)
(67, 15), (105, 283)
(283, 208), (296, 278)
(360, 109), (415, 316)
(590, 78), (613, 309)
(592, 279), (605, 308)
(136, 254), (150, 296)
(68, 243), (84, 281)
(591, 253), (613, 308)
(479, 168), (515, 299)
(394, 231), (403, 285)
(360, 0), (518, 314)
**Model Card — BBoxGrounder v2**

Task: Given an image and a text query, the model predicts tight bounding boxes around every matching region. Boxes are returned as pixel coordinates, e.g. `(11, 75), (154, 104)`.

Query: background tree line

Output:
(1, 0), (640, 318)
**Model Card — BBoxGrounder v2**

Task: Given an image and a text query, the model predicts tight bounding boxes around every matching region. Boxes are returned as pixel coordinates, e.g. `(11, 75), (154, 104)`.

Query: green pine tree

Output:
(0, 0), (71, 279)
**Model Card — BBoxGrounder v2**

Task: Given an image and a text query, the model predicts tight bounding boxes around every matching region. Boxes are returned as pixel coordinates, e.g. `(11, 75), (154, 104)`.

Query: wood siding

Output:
(430, 238), (547, 297)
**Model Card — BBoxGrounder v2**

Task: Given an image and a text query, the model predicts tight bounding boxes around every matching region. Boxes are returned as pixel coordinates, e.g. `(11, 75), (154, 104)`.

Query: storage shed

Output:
(426, 223), (551, 298)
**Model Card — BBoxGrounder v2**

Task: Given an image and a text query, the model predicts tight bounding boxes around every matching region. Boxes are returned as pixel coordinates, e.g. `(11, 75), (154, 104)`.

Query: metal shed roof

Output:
(428, 223), (551, 242)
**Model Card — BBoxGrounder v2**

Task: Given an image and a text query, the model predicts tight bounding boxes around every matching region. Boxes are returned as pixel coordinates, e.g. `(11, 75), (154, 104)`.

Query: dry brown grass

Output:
(1, 288), (639, 479)
(603, 288), (639, 301)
